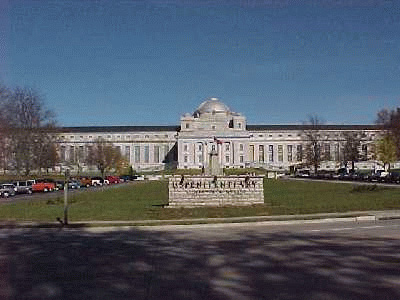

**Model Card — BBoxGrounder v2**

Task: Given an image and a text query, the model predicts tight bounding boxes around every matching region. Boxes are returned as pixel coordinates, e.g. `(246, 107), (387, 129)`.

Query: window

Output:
(163, 145), (169, 161)
(249, 145), (255, 162)
(287, 145), (293, 162)
(225, 155), (230, 163)
(60, 146), (66, 161)
(269, 145), (274, 162)
(240, 155), (244, 163)
(135, 146), (140, 163)
(154, 145), (160, 163)
(259, 145), (264, 162)
(225, 143), (230, 151)
(125, 146), (130, 159)
(183, 144), (188, 152)
(324, 143), (331, 160)
(184, 155), (188, 163)
(198, 144), (202, 151)
(362, 144), (368, 160)
(239, 144), (244, 151)
(185, 123), (190, 129)
(297, 145), (303, 161)
(144, 146), (149, 163)
(69, 146), (75, 163)
(78, 146), (84, 162)
(334, 144), (340, 161)
(278, 145), (283, 162)
(238, 123), (242, 128)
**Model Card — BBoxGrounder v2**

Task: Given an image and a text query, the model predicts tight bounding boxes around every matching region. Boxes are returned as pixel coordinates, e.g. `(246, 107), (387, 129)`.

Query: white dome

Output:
(195, 97), (230, 115)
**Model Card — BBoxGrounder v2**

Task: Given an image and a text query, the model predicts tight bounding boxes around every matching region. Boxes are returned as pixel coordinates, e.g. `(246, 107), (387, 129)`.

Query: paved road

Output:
(1, 219), (400, 299)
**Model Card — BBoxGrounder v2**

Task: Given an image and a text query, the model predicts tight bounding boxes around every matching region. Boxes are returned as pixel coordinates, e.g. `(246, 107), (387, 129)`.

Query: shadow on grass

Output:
(1, 227), (400, 299)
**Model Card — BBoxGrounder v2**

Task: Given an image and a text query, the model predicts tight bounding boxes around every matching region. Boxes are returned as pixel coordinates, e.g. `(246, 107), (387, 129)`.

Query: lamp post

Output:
(64, 168), (70, 225)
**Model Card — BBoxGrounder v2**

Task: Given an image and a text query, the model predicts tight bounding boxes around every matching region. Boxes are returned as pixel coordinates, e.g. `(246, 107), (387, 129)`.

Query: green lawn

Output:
(1, 179), (400, 222)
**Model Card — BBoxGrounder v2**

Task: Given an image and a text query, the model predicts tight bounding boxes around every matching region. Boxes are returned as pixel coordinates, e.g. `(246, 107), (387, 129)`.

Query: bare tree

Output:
(0, 84), (10, 172)
(86, 138), (123, 177)
(5, 87), (58, 175)
(341, 131), (366, 172)
(303, 115), (324, 173)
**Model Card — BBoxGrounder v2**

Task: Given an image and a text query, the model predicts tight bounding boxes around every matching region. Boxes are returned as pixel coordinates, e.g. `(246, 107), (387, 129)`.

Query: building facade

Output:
(59, 98), (381, 173)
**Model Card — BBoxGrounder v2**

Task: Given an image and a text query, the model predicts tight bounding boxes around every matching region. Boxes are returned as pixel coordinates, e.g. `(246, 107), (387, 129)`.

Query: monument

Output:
(168, 173), (264, 207)
(169, 105), (264, 207)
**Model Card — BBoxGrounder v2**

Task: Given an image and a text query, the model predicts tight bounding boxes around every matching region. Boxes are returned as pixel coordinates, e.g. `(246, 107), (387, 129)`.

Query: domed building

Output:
(59, 97), (381, 173)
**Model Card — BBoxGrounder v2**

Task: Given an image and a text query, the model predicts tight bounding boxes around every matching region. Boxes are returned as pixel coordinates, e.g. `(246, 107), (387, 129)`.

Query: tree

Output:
(303, 115), (324, 173)
(0, 84), (10, 172)
(376, 107), (400, 157)
(5, 87), (58, 175)
(86, 138), (124, 177)
(341, 131), (365, 172)
(377, 135), (397, 171)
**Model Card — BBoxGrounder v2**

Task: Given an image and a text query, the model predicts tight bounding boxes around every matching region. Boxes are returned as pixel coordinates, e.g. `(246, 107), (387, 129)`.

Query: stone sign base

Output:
(168, 175), (264, 207)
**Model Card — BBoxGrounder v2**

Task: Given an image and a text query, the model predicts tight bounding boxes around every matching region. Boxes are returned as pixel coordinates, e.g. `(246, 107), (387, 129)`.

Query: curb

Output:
(1, 211), (398, 229)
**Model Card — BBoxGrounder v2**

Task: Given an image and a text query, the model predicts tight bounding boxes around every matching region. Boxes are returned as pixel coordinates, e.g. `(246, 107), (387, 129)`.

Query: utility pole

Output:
(64, 168), (70, 225)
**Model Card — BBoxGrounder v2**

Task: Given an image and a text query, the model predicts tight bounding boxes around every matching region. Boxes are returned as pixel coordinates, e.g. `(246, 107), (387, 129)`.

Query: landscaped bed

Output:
(0, 179), (400, 222)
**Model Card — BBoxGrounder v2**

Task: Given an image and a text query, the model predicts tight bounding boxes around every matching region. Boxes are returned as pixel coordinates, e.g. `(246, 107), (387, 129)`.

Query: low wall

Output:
(168, 175), (264, 207)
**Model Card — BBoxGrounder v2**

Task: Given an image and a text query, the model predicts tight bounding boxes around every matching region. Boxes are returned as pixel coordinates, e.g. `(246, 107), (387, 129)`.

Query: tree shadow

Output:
(1, 227), (400, 299)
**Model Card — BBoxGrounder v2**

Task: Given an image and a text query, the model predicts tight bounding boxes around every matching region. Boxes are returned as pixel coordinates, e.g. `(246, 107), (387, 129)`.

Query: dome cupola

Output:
(194, 97), (230, 115)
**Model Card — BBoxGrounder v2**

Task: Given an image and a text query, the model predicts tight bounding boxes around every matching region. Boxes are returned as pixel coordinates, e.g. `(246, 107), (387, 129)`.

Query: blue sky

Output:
(1, 0), (400, 126)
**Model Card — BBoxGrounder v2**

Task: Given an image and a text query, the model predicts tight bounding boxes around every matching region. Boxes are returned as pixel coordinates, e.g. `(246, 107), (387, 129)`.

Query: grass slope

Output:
(0, 179), (399, 222)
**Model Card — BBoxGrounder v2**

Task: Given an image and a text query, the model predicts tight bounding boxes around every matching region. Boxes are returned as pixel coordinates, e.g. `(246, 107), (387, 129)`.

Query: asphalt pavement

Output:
(1, 218), (400, 299)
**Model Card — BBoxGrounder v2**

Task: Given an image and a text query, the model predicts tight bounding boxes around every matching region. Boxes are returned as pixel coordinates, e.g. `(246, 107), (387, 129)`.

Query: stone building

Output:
(59, 97), (381, 173)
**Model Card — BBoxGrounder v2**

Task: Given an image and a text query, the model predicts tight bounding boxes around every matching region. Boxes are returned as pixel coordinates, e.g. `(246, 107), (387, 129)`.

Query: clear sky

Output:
(1, 0), (400, 126)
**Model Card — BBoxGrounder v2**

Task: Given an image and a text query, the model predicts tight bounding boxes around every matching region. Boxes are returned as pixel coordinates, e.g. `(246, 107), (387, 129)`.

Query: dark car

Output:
(68, 180), (81, 189)
(119, 175), (132, 182)
(389, 172), (400, 184)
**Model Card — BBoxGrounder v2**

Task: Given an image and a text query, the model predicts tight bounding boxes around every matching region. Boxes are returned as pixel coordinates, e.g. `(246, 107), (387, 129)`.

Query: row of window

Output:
(248, 143), (370, 163)
(60, 144), (171, 164)
(61, 134), (172, 141)
(182, 143), (243, 153)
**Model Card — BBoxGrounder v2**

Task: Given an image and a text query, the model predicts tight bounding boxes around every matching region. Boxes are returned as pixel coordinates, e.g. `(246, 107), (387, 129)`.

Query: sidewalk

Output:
(1, 210), (400, 229)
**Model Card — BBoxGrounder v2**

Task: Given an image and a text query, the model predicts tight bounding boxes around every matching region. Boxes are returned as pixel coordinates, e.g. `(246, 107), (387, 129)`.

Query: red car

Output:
(105, 176), (121, 184)
(32, 180), (56, 192)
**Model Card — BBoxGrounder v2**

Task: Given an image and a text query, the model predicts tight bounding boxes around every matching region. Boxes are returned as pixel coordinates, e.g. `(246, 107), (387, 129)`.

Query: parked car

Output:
(106, 175), (121, 184)
(68, 180), (81, 189)
(389, 172), (400, 184)
(32, 180), (56, 192)
(80, 177), (92, 188)
(91, 177), (104, 186)
(13, 181), (33, 194)
(55, 181), (65, 190)
(133, 175), (145, 181)
(119, 175), (132, 182)
(369, 170), (389, 182)
(0, 183), (17, 198)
